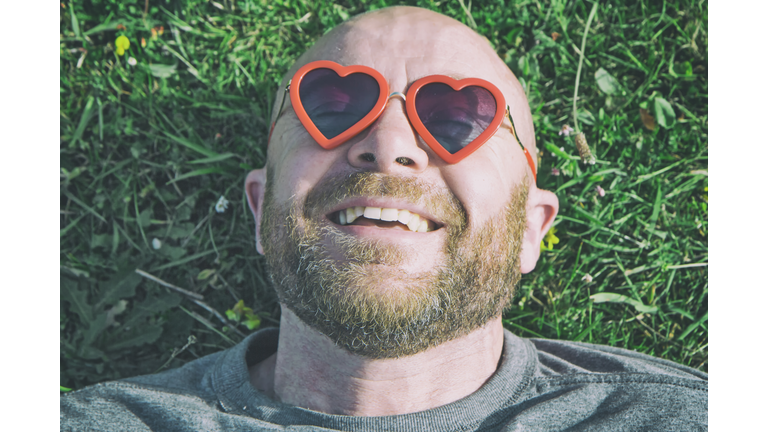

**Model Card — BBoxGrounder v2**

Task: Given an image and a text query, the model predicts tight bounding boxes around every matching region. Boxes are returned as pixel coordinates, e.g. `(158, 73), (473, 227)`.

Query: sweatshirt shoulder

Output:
(60, 352), (224, 431)
(529, 338), (708, 382)
(499, 339), (708, 431)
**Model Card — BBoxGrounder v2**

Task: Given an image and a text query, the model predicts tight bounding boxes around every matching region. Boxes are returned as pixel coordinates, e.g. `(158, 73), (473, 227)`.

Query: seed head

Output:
(574, 132), (595, 165)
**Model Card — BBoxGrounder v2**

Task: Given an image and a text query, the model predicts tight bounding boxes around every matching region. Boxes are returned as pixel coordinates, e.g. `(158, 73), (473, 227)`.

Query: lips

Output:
(325, 198), (443, 233)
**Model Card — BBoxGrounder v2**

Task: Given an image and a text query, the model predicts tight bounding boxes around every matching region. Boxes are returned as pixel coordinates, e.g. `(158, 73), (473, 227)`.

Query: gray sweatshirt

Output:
(60, 328), (707, 431)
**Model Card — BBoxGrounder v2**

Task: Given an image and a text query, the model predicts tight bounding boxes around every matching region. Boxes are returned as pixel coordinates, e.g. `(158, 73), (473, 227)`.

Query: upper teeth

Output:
(338, 206), (432, 232)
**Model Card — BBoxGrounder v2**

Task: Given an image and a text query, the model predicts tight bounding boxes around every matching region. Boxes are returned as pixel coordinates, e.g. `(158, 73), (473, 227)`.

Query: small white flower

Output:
(152, 238), (162, 249)
(127, 57), (137, 66)
(559, 125), (574, 137)
(596, 185), (606, 197)
(215, 196), (229, 213)
(581, 274), (593, 283)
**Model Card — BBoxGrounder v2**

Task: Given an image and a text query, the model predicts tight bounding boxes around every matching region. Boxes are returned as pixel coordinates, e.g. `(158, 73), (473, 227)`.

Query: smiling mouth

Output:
(329, 206), (439, 232)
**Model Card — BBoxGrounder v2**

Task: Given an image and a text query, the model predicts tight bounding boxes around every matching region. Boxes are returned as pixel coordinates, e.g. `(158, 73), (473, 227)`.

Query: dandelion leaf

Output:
(653, 97), (676, 129)
(106, 325), (163, 351)
(148, 63), (177, 79)
(595, 68), (621, 95)
(139, 208), (152, 228)
(61, 275), (93, 324)
(94, 270), (142, 311)
(82, 312), (108, 347)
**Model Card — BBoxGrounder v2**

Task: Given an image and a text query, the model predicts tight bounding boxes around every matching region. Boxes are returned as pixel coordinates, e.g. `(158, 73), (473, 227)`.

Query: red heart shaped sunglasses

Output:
(268, 60), (536, 181)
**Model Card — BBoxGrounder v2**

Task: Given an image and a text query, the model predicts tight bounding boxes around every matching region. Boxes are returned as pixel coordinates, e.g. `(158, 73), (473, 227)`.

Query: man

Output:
(61, 6), (707, 430)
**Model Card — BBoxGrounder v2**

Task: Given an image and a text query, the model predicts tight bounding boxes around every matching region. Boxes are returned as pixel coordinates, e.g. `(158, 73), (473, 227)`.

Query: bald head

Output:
(297, 7), (499, 73)
(272, 6), (536, 157)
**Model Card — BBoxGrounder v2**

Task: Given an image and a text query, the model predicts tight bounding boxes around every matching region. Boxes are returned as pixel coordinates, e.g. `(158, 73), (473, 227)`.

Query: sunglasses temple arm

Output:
(506, 108), (537, 183)
(267, 82), (292, 146)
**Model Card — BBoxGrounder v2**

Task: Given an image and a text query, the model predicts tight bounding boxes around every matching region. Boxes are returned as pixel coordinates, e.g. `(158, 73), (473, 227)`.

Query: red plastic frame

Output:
(289, 61), (389, 150)
(405, 75), (506, 164)
(277, 60), (536, 179)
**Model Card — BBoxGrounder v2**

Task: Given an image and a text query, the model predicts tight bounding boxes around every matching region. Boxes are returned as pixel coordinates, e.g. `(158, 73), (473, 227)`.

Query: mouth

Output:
(329, 206), (441, 233)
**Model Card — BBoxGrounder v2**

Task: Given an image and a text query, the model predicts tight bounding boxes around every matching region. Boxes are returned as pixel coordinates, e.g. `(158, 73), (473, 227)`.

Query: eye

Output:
(308, 102), (370, 139)
(422, 108), (477, 153)
(298, 70), (380, 139)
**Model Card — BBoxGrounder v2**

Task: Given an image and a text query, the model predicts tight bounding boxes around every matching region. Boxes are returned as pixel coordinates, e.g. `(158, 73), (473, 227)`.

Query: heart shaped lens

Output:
(299, 68), (381, 140)
(413, 83), (498, 154)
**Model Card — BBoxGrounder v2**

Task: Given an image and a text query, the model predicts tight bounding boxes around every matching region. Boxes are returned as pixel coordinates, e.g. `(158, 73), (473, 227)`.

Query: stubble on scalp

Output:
(261, 170), (528, 358)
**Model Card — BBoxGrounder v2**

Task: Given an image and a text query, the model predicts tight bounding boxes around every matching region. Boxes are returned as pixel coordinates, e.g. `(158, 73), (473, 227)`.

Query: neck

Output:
(249, 306), (505, 416)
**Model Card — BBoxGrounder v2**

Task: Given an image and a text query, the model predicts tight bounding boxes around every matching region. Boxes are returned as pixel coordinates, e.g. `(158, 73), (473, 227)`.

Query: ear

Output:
(245, 168), (268, 255)
(520, 186), (559, 274)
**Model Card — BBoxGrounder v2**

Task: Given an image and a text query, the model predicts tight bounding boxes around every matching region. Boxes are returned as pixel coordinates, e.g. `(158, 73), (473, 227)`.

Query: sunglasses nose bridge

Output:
(388, 91), (406, 102)
(345, 97), (430, 173)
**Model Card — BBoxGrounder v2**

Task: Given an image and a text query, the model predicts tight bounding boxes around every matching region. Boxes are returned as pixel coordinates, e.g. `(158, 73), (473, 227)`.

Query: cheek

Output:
(444, 169), (503, 227)
(270, 140), (339, 203)
(442, 145), (522, 226)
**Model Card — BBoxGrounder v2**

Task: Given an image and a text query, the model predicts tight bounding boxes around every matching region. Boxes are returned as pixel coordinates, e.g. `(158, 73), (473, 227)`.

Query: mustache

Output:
(303, 171), (467, 230)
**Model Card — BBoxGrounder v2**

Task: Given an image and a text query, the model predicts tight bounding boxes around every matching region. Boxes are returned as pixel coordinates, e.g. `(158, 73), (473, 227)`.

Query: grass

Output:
(60, 0), (708, 391)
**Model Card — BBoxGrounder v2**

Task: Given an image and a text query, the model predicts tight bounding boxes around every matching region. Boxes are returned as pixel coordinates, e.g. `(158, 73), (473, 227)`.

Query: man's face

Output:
(255, 8), (539, 358)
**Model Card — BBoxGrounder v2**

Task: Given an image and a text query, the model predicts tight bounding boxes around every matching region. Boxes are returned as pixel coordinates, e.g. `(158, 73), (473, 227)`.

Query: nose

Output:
(346, 96), (430, 173)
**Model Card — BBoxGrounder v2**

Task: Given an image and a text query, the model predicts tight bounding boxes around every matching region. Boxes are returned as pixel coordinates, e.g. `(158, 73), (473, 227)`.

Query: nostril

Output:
(360, 153), (376, 163)
(395, 157), (414, 166)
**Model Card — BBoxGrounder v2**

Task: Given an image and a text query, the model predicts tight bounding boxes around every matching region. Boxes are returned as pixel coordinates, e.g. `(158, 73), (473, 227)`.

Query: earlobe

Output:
(245, 168), (268, 254)
(520, 187), (559, 274)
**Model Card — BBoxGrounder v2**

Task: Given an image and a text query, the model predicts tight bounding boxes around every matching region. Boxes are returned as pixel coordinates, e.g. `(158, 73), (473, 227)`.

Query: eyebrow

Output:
(407, 71), (473, 86)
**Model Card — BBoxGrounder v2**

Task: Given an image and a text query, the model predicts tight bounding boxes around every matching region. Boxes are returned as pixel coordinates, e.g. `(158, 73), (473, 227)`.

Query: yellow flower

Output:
(115, 35), (130, 56)
(540, 226), (560, 251)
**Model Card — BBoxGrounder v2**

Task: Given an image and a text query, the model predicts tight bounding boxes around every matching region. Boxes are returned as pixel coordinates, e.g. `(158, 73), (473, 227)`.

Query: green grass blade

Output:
(83, 21), (121, 36)
(150, 250), (216, 272)
(188, 153), (238, 164)
(647, 183), (663, 240)
(677, 312), (708, 341)
(69, 96), (95, 148)
(573, 319), (601, 342)
(60, 213), (86, 237)
(503, 319), (547, 339)
(629, 158), (688, 187)
(583, 239), (639, 253)
(70, 3), (81, 39)
(179, 305), (236, 346)
(63, 192), (107, 224)
(162, 131), (220, 158)
(166, 167), (230, 185)
(97, 98), (104, 142)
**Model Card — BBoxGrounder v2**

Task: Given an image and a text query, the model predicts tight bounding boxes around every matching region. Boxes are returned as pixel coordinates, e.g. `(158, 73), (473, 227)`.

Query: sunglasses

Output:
(268, 60), (536, 181)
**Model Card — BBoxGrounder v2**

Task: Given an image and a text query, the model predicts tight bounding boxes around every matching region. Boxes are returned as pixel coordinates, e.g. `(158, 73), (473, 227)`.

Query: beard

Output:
(260, 170), (528, 359)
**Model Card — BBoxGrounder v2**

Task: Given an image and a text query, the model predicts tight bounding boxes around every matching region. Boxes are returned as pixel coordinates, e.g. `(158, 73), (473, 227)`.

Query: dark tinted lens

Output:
(298, 69), (380, 139)
(414, 83), (497, 154)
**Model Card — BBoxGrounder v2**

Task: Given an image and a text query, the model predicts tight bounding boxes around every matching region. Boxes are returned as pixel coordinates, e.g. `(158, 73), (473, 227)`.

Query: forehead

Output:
(296, 8), (513, 93)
